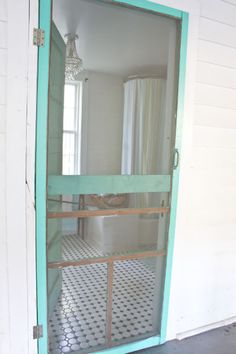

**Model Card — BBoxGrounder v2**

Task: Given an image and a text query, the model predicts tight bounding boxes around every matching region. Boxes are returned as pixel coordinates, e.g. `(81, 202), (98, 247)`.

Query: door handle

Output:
(173, 148), (179, 170)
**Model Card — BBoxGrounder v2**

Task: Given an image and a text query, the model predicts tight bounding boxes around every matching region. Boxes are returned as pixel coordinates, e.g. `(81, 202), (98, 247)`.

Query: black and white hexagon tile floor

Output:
(48, 235), (159, 354)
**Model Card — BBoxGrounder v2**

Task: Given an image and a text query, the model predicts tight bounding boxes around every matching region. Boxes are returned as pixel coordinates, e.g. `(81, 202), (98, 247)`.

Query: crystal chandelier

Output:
(65, 33), (83, 80)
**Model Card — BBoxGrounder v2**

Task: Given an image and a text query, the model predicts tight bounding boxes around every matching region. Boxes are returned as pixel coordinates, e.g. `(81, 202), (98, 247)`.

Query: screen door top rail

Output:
(48, 174), (171, 195)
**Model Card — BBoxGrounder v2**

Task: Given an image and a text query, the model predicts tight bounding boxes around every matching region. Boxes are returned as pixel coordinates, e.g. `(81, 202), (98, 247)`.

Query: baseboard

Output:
(176, 316), (236, 340)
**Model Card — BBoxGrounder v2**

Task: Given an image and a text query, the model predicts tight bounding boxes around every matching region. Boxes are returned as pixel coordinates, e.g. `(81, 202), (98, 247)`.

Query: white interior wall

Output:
(53, 0), (172, 77)
(1, 1), (236, 354)
(84, 71), (124, 174)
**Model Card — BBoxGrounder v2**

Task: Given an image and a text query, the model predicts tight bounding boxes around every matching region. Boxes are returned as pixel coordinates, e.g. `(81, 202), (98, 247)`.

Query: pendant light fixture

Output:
(65, 33), (83, 80)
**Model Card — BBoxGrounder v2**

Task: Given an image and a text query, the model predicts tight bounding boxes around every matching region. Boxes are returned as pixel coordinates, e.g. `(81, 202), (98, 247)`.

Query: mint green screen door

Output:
(36, 1), (188, 354)
(47, 22), (66, 318)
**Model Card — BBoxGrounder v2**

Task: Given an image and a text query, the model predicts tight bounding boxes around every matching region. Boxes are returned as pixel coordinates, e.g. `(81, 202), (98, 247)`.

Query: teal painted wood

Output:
(93, 335), (160, 354)
(36, 0), (51, 353)
(47, 22), (66, 320)
(159, 11), (189, 344)
(112, 0), (182, 18)
(48, 175), (171, 195)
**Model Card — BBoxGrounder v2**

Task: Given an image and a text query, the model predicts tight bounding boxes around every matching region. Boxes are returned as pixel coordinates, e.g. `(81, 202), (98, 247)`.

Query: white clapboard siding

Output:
(186, 166), (236, 210)
(198, 39), (236, 68)
(0, 21), (7, 48)
(194, 104), (236, 129)
(197, 61), (236, 89)
(3, 0), (37, 353)
(167, 0), (236, 341)
(221, 0), (236, 5)
(0, 0), (7, 21)
(201, 0), (236, 26)
(193, 125), (236, 149)
(0, 137), (6, 198)
(0, 1), (8, 353)
(0, 77), (6, 105)
(0, 49), (6, 76)
(188, 171), (236, 225)
(199, 17), (236, 48)
(25, 0), (38, 353)
(0, 134), (9, 354)
(195, 83), (236, 109)
(192, 146), (236, 171)
(0, 105), (6, 132)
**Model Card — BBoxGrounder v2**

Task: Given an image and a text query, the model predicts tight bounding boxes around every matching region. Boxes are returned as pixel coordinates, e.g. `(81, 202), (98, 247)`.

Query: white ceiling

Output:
(53, 0), (177, 78)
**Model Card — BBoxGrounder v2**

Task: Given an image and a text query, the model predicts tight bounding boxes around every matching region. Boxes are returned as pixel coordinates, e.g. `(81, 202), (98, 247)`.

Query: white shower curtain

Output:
(122, 78), (166, 207)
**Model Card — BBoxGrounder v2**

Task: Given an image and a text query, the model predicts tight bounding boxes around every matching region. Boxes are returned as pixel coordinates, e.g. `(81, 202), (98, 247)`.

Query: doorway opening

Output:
(36, 1), (188, 353)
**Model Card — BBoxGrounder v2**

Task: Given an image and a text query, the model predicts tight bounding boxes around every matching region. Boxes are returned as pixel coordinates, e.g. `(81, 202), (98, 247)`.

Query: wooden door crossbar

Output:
(48, 249), (166, 269)
(47, 206), (170, 219)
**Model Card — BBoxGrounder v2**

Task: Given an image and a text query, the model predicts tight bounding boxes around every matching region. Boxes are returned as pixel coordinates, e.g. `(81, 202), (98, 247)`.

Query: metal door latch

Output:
(33, 28), (45, 47)
(173, 148), (180, 170)
(161, 200), (164, 217)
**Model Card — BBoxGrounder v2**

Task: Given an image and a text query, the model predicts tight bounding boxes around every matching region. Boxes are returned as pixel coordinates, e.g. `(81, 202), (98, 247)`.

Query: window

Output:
(62, 82), (82, 175)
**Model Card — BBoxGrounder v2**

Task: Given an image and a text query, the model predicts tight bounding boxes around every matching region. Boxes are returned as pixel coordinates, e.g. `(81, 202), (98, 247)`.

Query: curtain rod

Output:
(124, 74), (166, 82)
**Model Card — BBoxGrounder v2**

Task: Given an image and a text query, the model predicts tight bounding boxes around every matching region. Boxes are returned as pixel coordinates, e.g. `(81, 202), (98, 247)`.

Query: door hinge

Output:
(33, 325), (43, 339)
(33, 28), (45, 47)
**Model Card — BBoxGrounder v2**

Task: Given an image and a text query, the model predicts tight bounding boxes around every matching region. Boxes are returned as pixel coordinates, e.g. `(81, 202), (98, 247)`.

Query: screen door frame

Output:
(35, 1), (189, 353)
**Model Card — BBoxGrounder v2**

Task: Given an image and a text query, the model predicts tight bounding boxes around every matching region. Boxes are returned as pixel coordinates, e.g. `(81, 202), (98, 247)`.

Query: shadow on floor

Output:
(136, 323), (236, 354)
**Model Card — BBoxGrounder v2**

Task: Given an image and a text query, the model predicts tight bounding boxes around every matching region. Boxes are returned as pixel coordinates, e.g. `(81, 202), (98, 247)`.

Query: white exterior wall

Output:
(0, 1), (8, 353)
(0, 0), (38, 353)
(162, 0), (236, 340)
(0, 0), (236, 353)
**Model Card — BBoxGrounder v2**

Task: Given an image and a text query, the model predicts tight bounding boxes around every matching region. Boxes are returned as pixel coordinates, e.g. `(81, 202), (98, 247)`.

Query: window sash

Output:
(62, 82), (82, 175)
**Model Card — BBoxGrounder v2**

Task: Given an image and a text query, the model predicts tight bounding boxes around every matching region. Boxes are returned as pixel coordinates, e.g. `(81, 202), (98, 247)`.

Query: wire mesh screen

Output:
(48, 264), (108, 354)
(111, 256), (166, 346)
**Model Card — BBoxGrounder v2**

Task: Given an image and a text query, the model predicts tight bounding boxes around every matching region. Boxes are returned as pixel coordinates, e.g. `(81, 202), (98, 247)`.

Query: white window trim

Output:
(63, 81), (83, 175)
